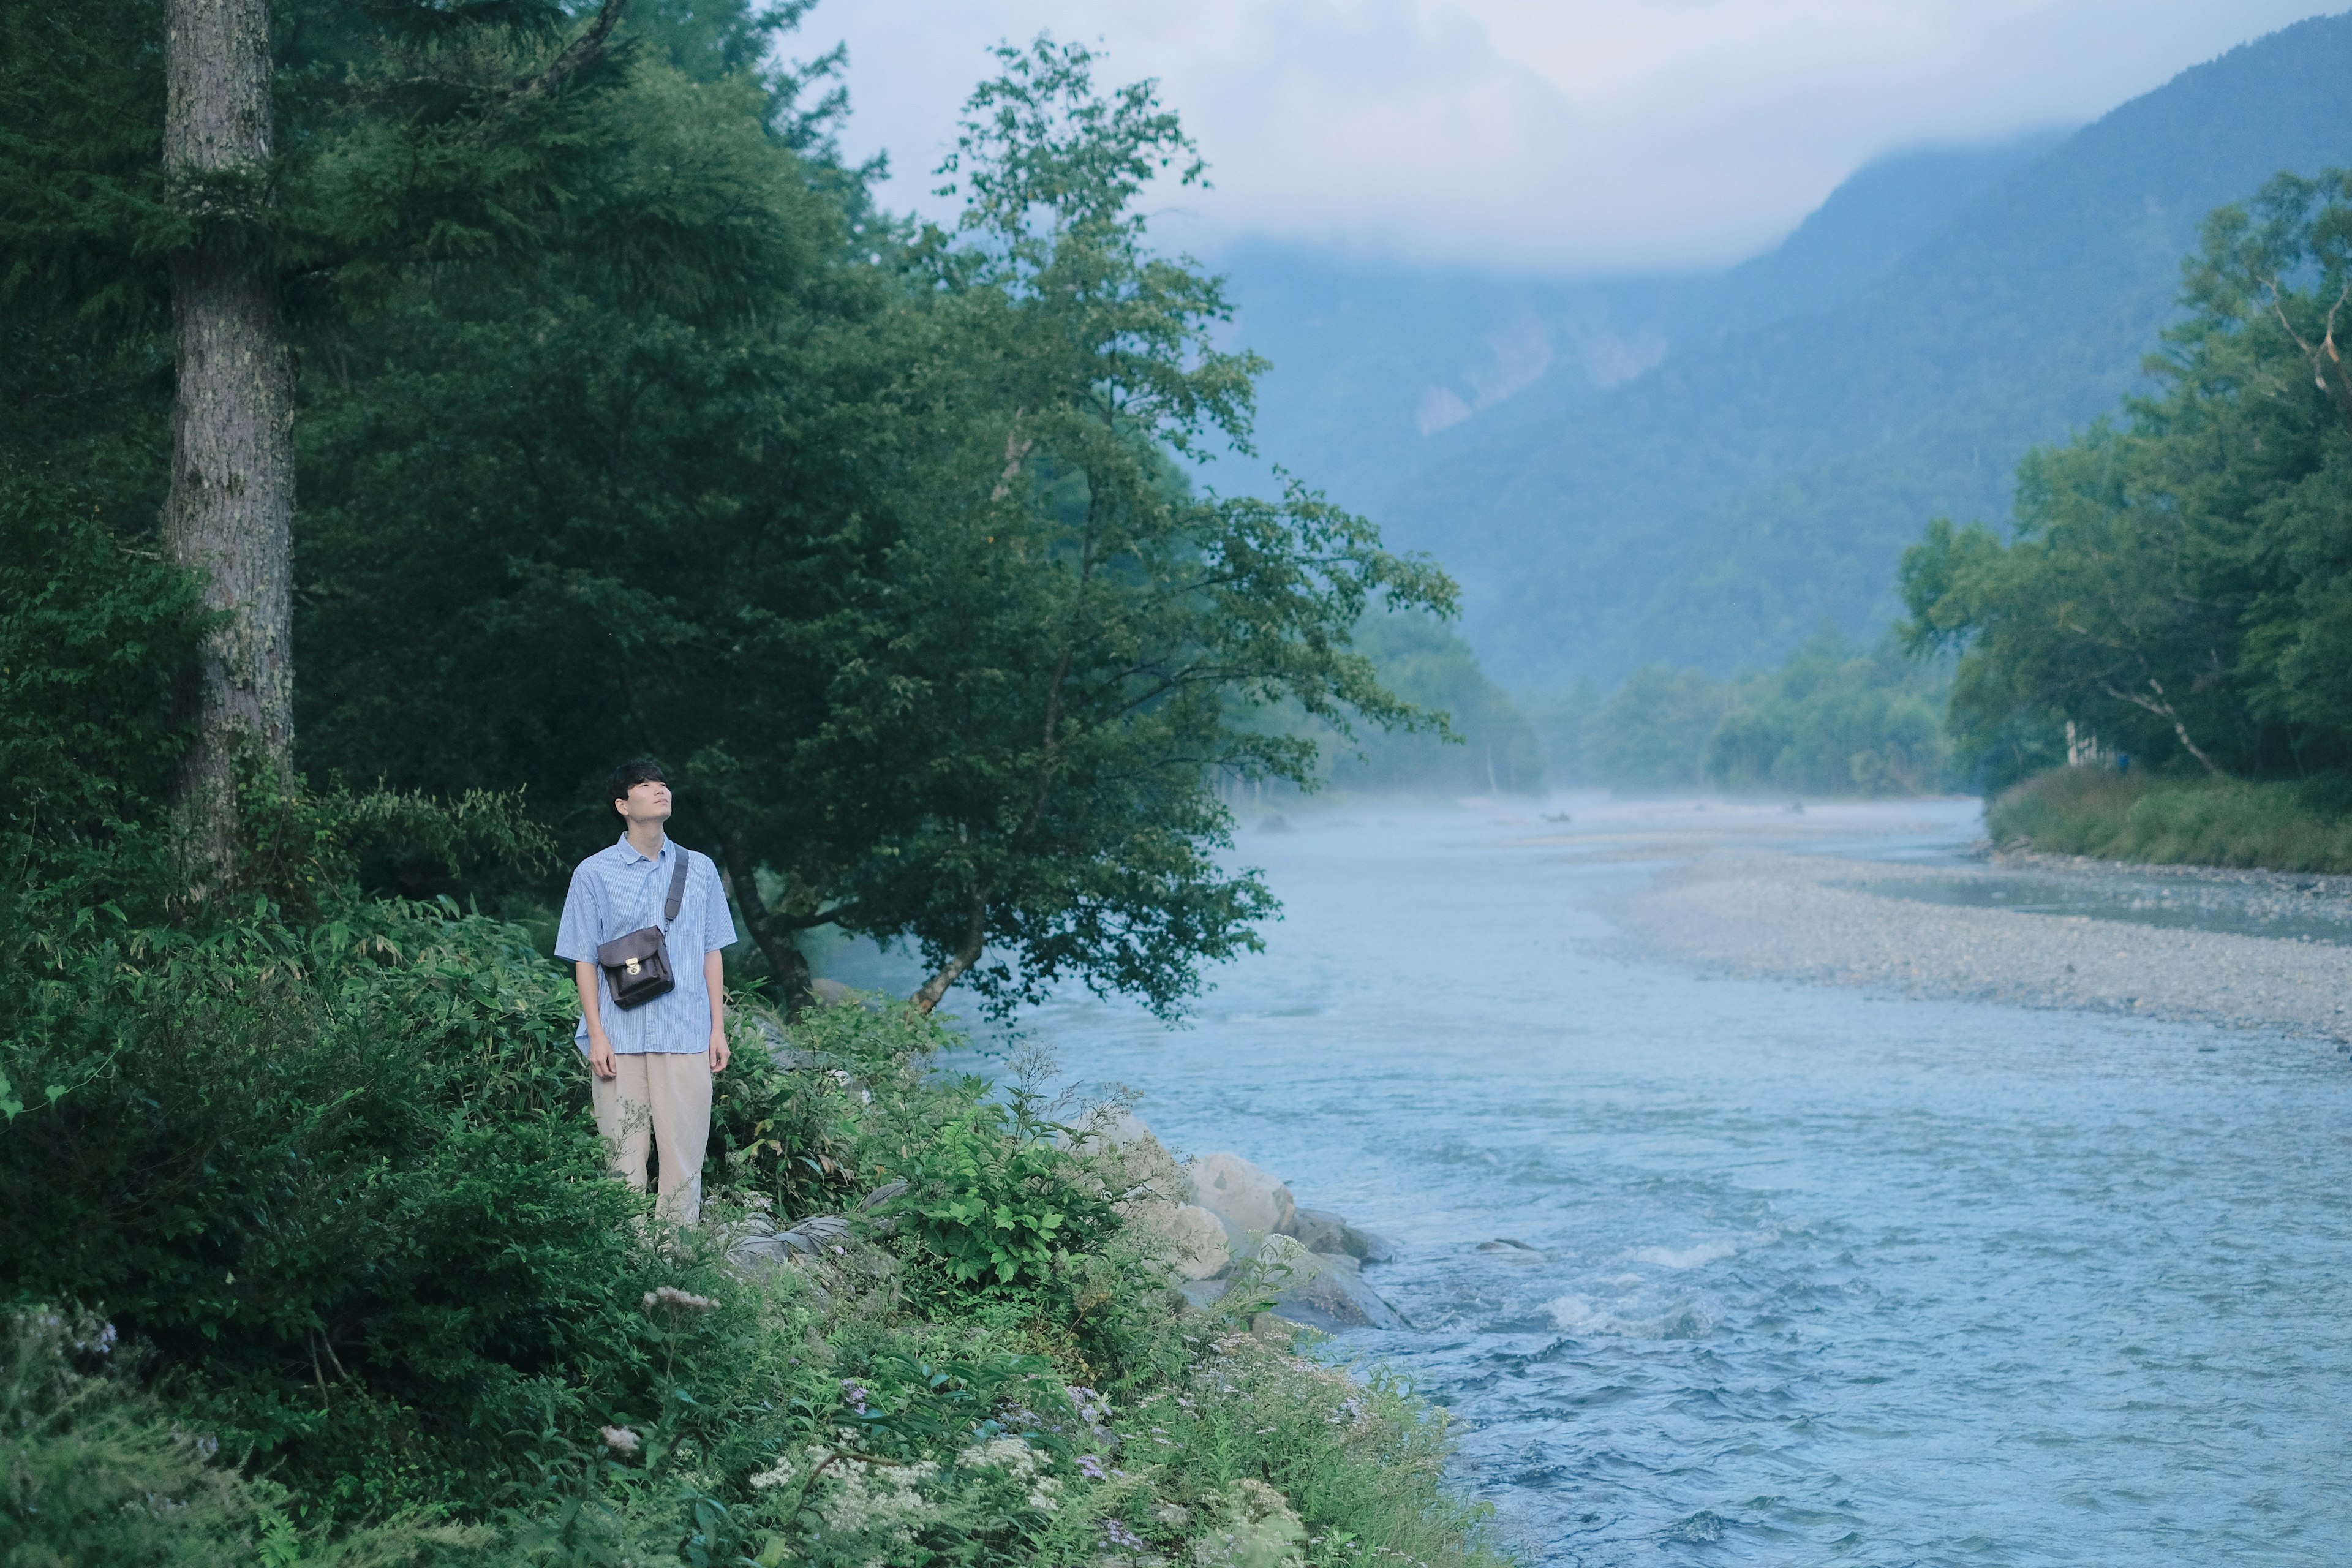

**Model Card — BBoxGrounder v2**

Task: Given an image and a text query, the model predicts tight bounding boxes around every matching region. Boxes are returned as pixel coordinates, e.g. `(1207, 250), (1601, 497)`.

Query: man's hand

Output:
(708, 1027), (731, 1075)
(587, 1035), (618, 1080)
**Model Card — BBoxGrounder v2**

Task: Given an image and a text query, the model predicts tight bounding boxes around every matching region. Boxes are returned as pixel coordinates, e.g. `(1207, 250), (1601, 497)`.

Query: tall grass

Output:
(1987, 767), (2352, 872)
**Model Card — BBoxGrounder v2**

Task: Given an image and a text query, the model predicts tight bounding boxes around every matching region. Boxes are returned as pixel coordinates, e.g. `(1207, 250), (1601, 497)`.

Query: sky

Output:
(809, 0), (2340, 274)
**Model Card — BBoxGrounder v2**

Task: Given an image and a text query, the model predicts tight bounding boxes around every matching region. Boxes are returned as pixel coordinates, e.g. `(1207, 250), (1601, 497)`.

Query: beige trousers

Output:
(590, 1051), (712, 1224)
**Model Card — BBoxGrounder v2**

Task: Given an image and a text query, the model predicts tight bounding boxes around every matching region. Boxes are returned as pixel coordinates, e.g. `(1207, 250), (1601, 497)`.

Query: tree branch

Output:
(2098, 677), (2223, 775)
(911, 889), (989, 1014)
(513, 0), (630, 103)
(2266, 274), (2352, 440)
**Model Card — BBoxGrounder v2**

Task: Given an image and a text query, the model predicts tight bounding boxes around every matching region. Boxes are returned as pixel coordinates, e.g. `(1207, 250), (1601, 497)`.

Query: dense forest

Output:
(1540, 629), (1952, 796)
(3, 0), (1455, 1014)
(0, 4), (1512, 1564)
(1902, 165), (2352, 865)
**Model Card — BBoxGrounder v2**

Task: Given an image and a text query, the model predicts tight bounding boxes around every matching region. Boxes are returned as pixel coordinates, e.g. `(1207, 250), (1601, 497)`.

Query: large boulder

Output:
(1065, 1107), (1188, 1209)
(1189, 1152), (1295, 1238)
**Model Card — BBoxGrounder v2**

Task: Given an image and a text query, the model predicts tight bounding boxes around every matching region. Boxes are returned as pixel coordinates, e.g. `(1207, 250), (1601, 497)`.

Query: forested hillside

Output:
(1224, 11), (2352, 694)
(1215, 132), (2058, 539)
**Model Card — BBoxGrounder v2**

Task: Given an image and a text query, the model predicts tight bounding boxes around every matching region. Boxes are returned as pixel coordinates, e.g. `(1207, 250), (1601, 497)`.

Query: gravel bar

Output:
(1533, 797), (2352, 1043)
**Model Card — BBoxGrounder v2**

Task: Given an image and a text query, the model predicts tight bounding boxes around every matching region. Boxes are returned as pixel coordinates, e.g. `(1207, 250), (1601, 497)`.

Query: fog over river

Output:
(848, 799), (2352, 1564)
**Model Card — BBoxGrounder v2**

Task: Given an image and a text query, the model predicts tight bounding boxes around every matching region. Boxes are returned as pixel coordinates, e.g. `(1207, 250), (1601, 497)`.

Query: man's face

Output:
(615, 778), (673, 825)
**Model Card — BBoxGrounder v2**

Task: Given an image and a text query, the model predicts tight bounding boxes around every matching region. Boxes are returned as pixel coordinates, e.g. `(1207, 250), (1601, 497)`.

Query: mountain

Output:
(1213, 131), (2058, 519)
(1218, 10), (2352, 693)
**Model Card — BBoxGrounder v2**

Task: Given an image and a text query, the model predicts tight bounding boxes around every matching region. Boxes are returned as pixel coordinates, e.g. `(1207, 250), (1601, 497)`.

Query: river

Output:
(863, 799), (2352, 1564)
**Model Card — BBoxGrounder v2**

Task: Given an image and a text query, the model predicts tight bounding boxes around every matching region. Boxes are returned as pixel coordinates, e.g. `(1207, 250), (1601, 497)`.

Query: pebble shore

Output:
(1607, 846), (2352, 1042)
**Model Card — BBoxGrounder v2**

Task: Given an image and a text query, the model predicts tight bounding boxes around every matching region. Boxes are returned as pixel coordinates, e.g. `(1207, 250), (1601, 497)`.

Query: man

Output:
(554, 760), (737, 1223)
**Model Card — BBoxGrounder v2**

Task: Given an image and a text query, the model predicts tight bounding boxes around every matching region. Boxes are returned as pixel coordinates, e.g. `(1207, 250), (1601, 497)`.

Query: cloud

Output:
(815, 1), (2339, 273)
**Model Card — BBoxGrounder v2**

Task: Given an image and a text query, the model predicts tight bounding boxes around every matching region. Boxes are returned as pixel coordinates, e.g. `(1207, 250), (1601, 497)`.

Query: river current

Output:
(877, 802), (2351, 1564)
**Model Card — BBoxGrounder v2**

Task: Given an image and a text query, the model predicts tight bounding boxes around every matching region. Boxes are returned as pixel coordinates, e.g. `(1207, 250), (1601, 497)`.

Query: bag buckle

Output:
(624, 957), (642, 977)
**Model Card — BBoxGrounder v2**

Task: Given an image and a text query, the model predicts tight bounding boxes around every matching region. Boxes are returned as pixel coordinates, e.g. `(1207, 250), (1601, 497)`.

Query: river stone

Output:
(1292, 1207), (1391, 1261)
(809, 978), (854, 1006)
(1253, 1238), (1409, 1331)
(1190, 1152), (1295, 1237)
(1151, 1203), (1230, 1281)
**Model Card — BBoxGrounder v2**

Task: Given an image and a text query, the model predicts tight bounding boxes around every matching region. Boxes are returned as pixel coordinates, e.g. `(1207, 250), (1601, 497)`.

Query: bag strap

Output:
(663, 847), (690, 926)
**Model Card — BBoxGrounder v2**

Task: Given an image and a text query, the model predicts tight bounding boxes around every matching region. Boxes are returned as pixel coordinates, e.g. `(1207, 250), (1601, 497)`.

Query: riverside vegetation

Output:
(2, 3), (1506, 1564)
(1555, 157), (2352, 866)
(1902, 165), (2352, 866)
(0, 836), (1504, 1566)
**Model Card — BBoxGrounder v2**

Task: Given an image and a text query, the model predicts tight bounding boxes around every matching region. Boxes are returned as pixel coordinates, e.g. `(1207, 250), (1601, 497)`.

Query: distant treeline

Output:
(1257, 608), (1547, 795)
(1538, 628), (1953, 796)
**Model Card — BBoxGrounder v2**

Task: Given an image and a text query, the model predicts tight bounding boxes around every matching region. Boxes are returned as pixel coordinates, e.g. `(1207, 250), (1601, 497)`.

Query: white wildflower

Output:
(641, 1285), (720, 1314)
(600, 1425), (640, 1456)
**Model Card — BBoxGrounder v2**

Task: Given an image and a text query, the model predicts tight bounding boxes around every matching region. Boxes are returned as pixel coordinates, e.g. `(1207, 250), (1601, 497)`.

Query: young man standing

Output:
(554, 760), (737, 1223)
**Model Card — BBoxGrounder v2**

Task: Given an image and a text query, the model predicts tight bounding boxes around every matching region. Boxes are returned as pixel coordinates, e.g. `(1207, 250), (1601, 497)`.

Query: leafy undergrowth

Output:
(0, 892), (1511, 1568)
(1988, 766), (2352, 872)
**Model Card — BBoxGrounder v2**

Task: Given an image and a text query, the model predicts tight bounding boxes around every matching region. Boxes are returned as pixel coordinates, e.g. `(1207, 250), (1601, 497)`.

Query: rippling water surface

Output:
(912, 803), (2352, 1564)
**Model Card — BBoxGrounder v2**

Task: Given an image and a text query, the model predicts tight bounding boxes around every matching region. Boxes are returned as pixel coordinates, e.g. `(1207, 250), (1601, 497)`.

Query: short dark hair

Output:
(608, 759), (668, 802)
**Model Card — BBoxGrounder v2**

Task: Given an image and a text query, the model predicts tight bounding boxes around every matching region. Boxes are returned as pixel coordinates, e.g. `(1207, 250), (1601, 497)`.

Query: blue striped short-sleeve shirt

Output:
(554, 835), (738, 1054)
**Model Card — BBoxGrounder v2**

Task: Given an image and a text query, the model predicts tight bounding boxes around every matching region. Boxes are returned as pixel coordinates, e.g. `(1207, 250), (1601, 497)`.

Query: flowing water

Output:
(873, 802), (2351, 1565)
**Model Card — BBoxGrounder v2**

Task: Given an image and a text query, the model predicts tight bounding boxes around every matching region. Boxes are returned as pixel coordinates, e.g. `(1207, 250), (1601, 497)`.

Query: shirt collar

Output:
(613, 833), (671, 867)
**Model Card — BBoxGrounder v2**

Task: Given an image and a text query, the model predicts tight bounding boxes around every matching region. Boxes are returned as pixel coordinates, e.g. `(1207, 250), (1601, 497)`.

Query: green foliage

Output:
(1, 1307), (262, 1565)
(1987, 766), (2352, 872)
(1701, 627), (1952, 794)
(276, 24), (1449, 1017)
(0, 1306), (488, 1565)
(0, 469), (199, 905)
(1262, 607), (1542, 795)
(1903, 166), (2352, 799)
(1577, 667), (1729, 791)
(1546, 628), (1953, 794)
(889, 1104), (1118, 1289)
(0, 8), (1507, 1562)
(0, 887), (656, 1517)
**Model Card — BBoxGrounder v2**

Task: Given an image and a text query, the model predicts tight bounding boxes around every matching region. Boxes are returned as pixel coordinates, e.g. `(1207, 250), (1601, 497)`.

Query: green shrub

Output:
(0, 895), (656, 1518)
(890, 1104), (1120, 1290)
(0, 1306), (491, 1565)
(1988, 766), (2352, 870)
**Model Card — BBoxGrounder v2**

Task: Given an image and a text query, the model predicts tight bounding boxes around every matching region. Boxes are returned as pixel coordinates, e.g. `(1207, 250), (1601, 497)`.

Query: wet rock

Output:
(1191, 1151), (1296, 1238)
(1291, 1207), (1392, 1262)
(810, 978), (854, 1006)
(1477, 1238), (1538, 1253)
(1254, 1236), (1410, 1330)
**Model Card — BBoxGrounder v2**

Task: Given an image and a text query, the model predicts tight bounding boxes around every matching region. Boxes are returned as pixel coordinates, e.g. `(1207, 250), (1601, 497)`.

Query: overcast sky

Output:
(810, 0), (2340, 274)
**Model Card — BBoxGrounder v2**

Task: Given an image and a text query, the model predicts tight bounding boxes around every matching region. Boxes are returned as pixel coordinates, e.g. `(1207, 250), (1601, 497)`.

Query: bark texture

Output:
(911, 894), (988, 1014)
(164, 0), (296, 881)
(711, 829), (815, 1016)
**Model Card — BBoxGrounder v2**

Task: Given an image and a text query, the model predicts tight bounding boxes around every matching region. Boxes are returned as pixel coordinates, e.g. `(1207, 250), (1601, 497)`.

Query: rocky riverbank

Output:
(1077, 1112), (1412, 1332)
(1607, 843), (2352, 1042)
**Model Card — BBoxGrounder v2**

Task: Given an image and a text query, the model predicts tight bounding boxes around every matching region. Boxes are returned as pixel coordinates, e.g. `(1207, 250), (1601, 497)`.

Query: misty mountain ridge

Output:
(1215, 9), (2352, 694)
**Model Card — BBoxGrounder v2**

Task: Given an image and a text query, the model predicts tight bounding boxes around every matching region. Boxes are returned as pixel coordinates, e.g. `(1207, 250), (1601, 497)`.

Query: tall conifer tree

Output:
(162, 0), (293, 878)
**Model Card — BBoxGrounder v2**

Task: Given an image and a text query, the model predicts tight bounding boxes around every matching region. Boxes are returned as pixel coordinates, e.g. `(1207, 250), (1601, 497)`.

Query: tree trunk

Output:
(912, 892), (989, 1014)
(709, 827), (815, 1016)
(164, 0), (296, 884)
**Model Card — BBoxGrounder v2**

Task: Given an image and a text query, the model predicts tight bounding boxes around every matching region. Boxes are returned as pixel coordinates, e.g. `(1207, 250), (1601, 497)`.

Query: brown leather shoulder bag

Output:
(597, 849), (691, 1011)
